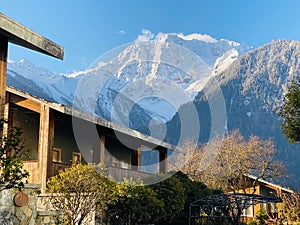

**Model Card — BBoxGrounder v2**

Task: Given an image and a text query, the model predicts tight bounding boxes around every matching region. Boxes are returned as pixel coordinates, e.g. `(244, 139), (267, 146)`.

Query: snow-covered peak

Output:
(8, 59), (58, 82)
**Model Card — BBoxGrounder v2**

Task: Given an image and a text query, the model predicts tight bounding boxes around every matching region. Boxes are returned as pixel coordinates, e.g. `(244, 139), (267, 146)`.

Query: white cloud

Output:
(135, 29), (154, 42)
(118, 30), (126, 36)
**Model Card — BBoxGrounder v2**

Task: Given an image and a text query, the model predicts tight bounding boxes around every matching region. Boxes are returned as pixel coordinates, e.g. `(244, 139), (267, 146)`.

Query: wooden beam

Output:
(0, 13), (64, 60)
(10, 94), (41, 113)
(0, 37), (8, 119)
(38, 105), (50, 193)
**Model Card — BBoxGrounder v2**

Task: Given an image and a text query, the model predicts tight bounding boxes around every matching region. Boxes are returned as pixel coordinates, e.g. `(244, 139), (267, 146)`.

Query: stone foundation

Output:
(0, 184), (39, 225)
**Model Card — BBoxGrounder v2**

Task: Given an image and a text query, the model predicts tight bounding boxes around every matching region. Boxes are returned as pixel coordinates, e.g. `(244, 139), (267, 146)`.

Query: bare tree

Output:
(281, 191), (300, 223)
(181, 130), (285, 225)
(178, 130), (285, 194)
(169, 138), (203, 180)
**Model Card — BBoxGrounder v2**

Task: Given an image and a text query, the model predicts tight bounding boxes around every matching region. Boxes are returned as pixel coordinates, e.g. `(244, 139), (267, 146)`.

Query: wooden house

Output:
(5, 85), (177, 192)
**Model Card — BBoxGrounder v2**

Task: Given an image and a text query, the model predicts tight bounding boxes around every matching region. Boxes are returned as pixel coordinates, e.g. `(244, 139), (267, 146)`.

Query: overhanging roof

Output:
(0, 13), (63, 60)
(246, 174), (294, 194)
(6, 86), (182, 153)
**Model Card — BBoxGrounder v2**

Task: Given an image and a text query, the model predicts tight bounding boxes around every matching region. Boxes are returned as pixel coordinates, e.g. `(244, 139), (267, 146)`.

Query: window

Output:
(140, 146), (159, 174)
(53, 148), (61, 162)
(242, 200), (254, 217)
(72, 152), (81, 164)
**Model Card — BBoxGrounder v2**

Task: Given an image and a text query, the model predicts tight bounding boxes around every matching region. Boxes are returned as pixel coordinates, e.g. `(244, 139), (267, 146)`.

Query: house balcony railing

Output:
(107, 166), (155, 182)
(24, 160), (156, 184)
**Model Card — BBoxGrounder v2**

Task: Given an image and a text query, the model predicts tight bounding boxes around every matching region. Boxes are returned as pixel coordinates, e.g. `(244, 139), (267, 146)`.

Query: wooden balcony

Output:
(23, 160), (156, 185)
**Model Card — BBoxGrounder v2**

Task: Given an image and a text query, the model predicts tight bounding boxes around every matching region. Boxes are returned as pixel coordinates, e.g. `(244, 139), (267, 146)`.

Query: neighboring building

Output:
(237, 175), (294, 222)
(5, 85), (177, 192)
(190, 175), (294, 225)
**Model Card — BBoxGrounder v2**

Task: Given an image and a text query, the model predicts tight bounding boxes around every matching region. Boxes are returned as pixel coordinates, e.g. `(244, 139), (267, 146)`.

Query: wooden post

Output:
(47, 110), (55, 178)
(38, 105), (50, 193)
(100, 134), (105, 164)
(2, 93), (10, 137)
(159, 148), (168, 173)
(0, 37), (8, 120)
(137, 147), (141, 170)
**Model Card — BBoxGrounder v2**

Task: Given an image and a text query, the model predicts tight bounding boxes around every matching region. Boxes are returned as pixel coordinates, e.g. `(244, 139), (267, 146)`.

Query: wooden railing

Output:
(107, 166), (154, 182)
(24, 161), (156, 184)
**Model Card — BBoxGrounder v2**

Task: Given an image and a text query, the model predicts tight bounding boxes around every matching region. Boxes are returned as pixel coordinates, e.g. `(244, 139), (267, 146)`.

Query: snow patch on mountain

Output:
(177, 33), (217, 43)
(212, 48), (240, 76)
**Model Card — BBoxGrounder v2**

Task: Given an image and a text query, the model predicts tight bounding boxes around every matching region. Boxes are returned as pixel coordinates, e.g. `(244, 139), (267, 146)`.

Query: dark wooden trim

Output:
(100, 134), (105, 164)
(131, 147), (141, 170)
(159, 148), (168, 173)
(47, 109), (55, 177)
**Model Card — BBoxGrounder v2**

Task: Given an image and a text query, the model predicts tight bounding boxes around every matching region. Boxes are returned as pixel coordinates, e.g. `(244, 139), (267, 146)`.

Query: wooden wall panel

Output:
(23, 161), (40, 184)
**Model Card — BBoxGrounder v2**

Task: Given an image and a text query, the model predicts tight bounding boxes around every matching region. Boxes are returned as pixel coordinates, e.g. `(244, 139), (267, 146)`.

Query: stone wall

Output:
(0, 184), (67, 225)
(0, 184), (39, 225)
(0, 184), (102, 225)
(35, 211), (66, 225)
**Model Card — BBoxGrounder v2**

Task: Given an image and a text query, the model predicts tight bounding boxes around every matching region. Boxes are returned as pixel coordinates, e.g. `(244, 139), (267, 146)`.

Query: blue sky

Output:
(1, 0), (300, 74)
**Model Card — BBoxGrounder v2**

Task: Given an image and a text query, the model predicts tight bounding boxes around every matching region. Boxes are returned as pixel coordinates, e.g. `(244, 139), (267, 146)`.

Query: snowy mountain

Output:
(167, 39), (300, 186)
(7, 32), (249, 133)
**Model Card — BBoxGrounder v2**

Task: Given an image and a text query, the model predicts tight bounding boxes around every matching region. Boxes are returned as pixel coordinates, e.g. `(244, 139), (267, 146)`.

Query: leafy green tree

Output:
(47, 164), (114, 225)
(0, 119), (29, 190)
(279, 75), (300, 143)
(150, 175), (186, 224)
(106, 179), (164, 225)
